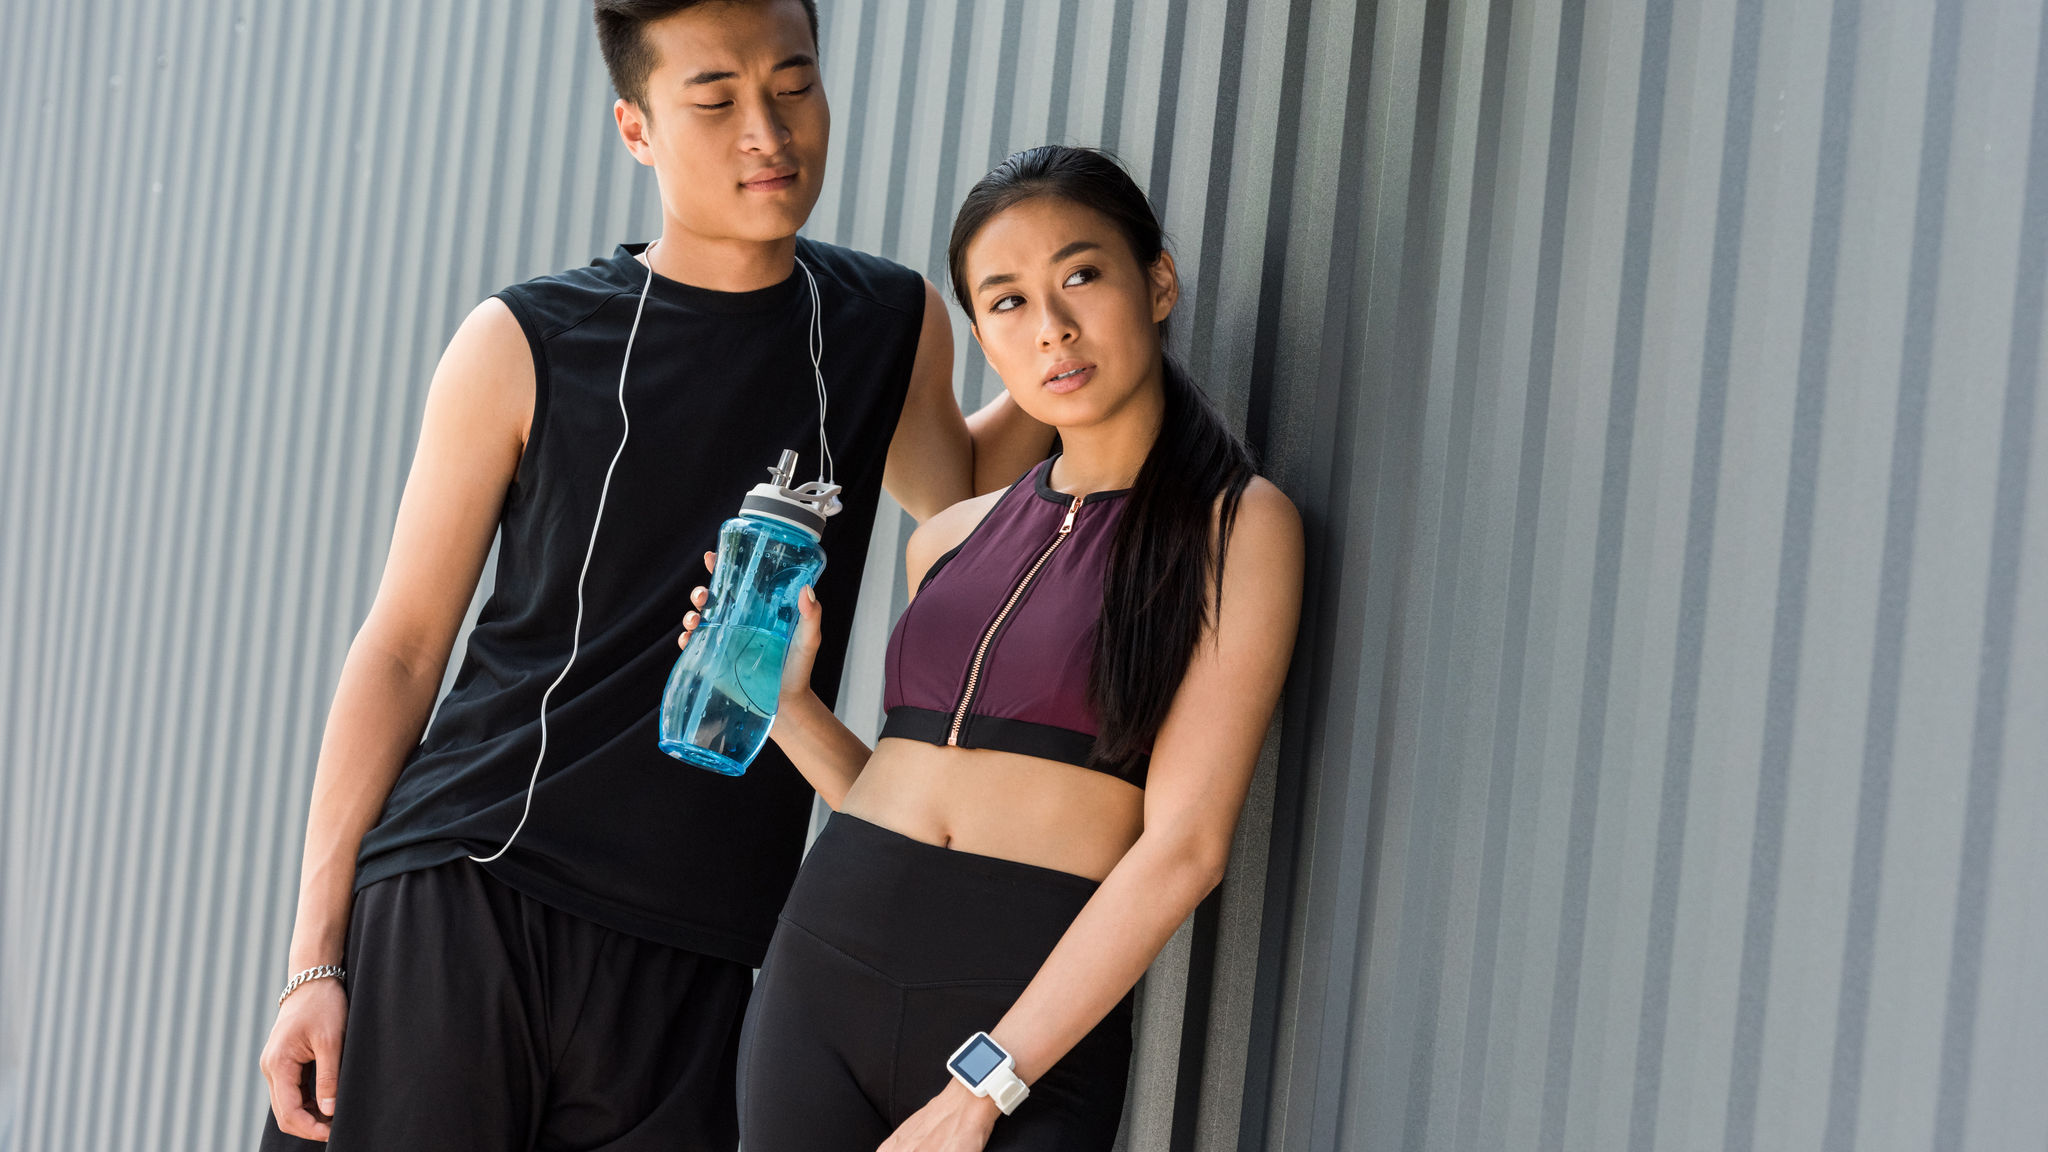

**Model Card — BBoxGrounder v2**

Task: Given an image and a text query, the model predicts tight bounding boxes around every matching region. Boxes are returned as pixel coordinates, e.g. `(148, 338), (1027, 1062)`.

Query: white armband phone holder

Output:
(946, 1031), (1029, 1115)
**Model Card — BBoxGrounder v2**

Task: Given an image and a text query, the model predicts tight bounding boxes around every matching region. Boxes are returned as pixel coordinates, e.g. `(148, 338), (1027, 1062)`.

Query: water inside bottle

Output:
(657, 623), (789, 775)
(658, 513), (823, 775)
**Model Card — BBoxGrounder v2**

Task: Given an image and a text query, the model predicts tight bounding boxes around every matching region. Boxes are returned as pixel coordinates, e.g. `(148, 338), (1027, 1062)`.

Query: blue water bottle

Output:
(659, 450), (840, 775)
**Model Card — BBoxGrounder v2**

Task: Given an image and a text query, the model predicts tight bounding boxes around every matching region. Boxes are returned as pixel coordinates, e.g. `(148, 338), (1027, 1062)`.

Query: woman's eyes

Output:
(988, 267), (1100, 313)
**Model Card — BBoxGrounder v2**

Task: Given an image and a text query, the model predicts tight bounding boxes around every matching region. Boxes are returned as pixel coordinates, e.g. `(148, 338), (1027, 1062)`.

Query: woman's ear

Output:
(1149, 251), (1181, 323)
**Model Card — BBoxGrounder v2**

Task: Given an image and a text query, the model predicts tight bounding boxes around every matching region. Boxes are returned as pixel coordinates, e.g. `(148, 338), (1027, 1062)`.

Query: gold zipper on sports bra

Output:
(947, 492), (1085, 746)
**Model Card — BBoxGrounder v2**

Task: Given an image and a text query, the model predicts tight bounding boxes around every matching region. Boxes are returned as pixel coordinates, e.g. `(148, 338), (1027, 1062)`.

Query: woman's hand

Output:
(877, 1079), (1003, 1152)
(676, 550), (715, 652)
(675, 550), (825, 706)
(676, 549), (865, 802)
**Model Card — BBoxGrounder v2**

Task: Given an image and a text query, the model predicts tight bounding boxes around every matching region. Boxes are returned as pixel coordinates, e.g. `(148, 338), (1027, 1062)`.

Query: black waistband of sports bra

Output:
(879, 706), (1148, 787)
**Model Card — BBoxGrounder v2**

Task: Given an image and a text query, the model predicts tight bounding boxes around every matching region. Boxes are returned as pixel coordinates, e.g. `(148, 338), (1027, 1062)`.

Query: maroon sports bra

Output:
(880, 455), (1150, 787)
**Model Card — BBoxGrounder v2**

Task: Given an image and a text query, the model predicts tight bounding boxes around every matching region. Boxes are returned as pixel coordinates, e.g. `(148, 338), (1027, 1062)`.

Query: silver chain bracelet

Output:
(278, 964), (346, 1006)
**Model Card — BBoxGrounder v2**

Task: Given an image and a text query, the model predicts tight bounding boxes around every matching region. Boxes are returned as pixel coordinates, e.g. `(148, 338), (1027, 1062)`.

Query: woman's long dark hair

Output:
(947, 145), (1257, 775)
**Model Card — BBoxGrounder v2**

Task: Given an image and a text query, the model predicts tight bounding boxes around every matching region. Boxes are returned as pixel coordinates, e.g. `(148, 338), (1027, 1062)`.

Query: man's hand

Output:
(259, 978), (347, 1141)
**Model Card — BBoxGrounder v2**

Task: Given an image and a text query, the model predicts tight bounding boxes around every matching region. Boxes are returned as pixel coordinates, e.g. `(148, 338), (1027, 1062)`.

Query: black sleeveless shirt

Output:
(354, 237), (925, 965)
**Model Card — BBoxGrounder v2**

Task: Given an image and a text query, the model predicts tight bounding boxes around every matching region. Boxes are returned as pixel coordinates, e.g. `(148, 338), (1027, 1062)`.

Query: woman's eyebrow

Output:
(976, 240), (1107, 293)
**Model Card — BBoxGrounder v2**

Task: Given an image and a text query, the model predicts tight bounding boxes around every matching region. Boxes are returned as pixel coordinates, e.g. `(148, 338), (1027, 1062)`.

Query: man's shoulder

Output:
(492, 252), (635, 342)
(794, 236), (926, 319)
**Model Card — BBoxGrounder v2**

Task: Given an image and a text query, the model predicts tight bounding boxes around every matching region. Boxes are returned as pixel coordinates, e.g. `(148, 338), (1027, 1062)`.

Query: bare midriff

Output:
(841, 737), (1145, 881)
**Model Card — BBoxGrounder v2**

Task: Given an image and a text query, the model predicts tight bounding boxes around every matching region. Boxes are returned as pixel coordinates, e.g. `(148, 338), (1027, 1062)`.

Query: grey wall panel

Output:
(1239, 0), (2048, 1150)
(4, 1), (2043, 1151)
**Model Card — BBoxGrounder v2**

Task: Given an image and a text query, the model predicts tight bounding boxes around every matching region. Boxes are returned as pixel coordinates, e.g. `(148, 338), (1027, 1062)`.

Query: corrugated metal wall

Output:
(1233, 0), (2048, 1149)
(3, 2), (2043, 1152)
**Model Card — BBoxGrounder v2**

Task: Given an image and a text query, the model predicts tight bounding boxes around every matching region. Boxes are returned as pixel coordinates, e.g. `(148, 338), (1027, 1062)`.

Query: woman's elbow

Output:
(1191, 847), (1230, 896)
(1148, 829), (1231, 899)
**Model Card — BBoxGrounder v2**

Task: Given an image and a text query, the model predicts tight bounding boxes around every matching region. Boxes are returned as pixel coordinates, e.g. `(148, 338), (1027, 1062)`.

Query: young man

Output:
(256, 1), (1052, 1147)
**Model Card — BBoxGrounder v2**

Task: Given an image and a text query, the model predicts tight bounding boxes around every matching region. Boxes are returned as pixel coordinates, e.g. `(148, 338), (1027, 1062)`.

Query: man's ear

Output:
(1149, 250), (1180, 324)
(615, 98), (656, 167)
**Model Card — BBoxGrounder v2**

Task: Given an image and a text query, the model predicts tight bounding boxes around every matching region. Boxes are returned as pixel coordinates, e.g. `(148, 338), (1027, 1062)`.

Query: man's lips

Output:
(742, 167), (799, 192)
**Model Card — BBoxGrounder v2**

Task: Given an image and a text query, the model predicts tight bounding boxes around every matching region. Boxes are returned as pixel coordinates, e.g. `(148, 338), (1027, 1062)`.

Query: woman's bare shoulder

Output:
(1216, 474), (1300, 537)
(1215, 475), (1304, 587)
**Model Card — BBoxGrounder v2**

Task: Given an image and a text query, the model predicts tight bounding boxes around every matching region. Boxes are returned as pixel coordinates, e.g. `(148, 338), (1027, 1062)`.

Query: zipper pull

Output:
(1060, 494), (1083, 534)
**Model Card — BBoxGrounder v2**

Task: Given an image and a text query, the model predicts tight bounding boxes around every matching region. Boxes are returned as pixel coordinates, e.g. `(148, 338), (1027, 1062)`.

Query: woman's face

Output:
(962, 196), (1179, 430)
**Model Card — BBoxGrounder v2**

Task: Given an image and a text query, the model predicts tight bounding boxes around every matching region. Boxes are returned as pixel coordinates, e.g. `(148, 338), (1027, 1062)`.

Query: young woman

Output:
(678, 145), (1304, 1151)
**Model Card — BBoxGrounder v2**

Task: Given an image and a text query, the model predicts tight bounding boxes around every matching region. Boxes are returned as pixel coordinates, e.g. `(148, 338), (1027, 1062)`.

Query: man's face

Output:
(615, 0), (828, 245)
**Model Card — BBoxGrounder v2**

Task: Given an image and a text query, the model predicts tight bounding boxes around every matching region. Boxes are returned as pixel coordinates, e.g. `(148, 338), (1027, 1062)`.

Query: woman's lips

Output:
(1043, 364), (1095, 394)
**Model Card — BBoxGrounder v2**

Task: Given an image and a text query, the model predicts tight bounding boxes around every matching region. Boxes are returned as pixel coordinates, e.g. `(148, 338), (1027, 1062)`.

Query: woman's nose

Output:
(1037, 301), (1078, 347)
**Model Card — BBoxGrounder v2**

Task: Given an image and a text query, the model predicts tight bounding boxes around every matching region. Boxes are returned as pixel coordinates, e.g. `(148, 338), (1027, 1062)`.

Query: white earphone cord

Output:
(472, 248), (827, 864)
(804, 256), (833, 488)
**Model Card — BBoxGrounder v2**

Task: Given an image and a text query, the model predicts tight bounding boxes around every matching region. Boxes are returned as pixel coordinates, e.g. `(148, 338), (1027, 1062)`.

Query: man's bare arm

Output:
(882, 281), (1054, 522)
(260, 297), (530, 1139)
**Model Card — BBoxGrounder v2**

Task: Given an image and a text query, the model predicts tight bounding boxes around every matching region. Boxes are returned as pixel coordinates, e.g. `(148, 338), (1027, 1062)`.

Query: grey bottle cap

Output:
(740, 450), (841, 539)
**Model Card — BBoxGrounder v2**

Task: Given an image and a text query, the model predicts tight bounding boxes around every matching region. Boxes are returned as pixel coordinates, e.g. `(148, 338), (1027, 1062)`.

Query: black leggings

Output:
(736, 812), (1133, 1151)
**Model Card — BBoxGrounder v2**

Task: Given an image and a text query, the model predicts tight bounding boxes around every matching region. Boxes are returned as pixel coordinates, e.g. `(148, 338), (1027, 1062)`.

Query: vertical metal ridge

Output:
(1818, 0), (1965, 1146)
(876, 0), (930, 261)
(1626, 1), (1767, 1147)
(826, 0), (880, 246)
(20, 9), (110, 1145)
(1536, 0), (1674, 1146)
(81, 2), (214, 1146)
(1726, 0), (1863, 1147)
(1931, 11), (2048, 1148)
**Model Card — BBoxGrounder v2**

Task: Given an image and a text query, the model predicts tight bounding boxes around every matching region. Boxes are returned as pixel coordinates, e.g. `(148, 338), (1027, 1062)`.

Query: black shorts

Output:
(258, 858), (753, 1152)
(736, 812), (1133, 1151)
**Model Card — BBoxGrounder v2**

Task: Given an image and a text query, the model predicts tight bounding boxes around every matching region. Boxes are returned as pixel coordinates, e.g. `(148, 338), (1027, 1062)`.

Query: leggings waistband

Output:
(778, 812), (1101, 985)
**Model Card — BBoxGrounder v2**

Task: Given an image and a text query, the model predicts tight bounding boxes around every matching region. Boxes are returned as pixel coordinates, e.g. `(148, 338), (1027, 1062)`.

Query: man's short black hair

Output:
(594, 0), (821, 111)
